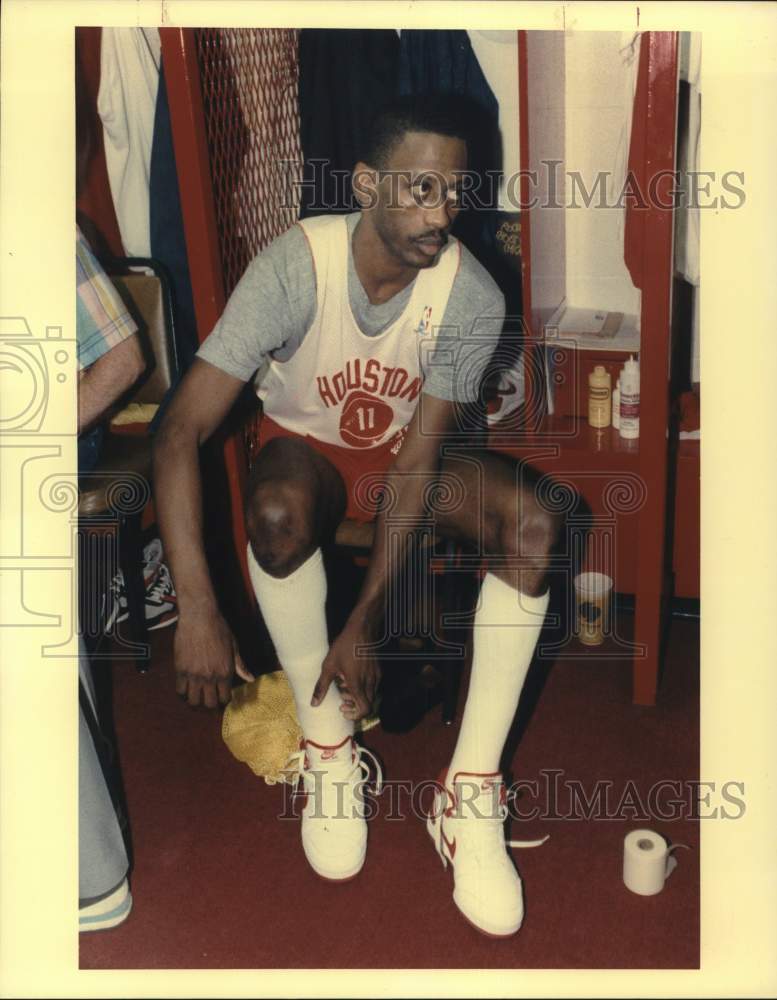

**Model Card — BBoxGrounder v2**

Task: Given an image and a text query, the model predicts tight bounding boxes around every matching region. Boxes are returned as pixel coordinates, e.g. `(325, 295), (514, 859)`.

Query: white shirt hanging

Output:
(97, 27), (161, 257)
(611, 32), (642, 249)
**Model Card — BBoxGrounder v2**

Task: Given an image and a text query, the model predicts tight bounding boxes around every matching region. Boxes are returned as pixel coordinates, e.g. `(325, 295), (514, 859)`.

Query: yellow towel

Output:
(222, 670), (379, 785)
(110, 402), (159, 426)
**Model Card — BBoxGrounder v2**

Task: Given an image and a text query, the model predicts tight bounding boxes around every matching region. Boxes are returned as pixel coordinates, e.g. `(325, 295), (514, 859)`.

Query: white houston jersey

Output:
(257, 214), (461, 449)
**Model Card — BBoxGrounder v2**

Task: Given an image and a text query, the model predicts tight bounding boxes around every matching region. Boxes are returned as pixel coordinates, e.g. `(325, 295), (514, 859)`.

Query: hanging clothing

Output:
(397, 29), (500, 204)
(149, 63), (198, 374)
(297, 29), (400, 217)
(675, 32), (701, 288)
(611, 33), (642, 252)
(397, 29), (497, 118)
(674, 33), (701, 385)
(76, 28), (125, 258)
(623, 33), (650, 291)
(97, 27), (161, 256)
(467, 31), (520, 212)
(625, 34), (700, 382)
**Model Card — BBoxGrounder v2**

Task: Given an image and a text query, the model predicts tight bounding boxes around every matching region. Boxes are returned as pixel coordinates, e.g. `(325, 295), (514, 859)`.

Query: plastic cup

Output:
(574, 572), (613, 646)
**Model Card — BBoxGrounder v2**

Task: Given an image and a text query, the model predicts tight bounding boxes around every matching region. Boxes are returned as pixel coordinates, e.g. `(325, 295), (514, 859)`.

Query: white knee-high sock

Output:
(246, 545), (352, 746)
(448, 572), (550, 780)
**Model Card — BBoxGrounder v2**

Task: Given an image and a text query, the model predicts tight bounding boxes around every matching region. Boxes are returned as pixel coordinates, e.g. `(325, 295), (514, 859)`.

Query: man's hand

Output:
(173, 607), (254, 709)
(152, 360), (253, 710)
(311, 623), (381, 722)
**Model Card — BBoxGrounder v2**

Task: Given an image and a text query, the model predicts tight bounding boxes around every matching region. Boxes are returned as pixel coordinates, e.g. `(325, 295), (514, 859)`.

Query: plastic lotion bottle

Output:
(612, 377), (621, 430)
(588, 365), (611, 428)
(619, 355), (640, 439)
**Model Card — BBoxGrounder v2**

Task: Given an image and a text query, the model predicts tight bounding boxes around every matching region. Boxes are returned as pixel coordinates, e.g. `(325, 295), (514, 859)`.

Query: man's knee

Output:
(246, 480), (316, 577)
(499, 490), (564, 560)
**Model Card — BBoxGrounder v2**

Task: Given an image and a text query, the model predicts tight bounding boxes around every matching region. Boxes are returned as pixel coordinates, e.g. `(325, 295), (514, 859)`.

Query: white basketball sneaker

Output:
(427, 769), (547, 938)
(290, 736), (382, 882)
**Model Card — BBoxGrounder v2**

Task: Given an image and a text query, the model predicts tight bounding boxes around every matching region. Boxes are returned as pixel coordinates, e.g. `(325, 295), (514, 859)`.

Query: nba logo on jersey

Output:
(419, 305), (433, 337)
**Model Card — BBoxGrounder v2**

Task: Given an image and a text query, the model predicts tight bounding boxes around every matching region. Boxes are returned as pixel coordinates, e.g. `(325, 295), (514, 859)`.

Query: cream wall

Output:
(404, 31), (641, 322)
(563, 31), (641, 316)
(524, 30), (567, 329)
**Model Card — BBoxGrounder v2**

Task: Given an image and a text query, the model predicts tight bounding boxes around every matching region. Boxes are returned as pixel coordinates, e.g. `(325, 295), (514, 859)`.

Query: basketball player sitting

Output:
(153, 96), (560, 938)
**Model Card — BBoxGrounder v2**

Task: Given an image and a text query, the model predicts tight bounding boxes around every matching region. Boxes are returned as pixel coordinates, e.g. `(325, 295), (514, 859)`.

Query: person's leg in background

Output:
(78, 419), (132, 931)
(78, 635), (132, 932)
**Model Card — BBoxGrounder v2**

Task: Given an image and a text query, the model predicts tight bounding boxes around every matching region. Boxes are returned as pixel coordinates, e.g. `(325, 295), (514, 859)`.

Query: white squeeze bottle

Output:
(612, 377), (621, 430)
(619, 355), (640, 439)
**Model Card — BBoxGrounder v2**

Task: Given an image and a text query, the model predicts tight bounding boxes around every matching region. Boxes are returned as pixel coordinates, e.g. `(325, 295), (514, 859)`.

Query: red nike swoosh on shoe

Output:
(320, 749), (339, 761)
(441, 829), (456, 859)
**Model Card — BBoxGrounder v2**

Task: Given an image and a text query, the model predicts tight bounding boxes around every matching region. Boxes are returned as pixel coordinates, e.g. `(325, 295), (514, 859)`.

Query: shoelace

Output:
(101, 572), (126, 626)
(146, 563), (174, 603)
(285, 742), (384, 810)
(433, 788), (548, 869)
(502, 788), (548, 848)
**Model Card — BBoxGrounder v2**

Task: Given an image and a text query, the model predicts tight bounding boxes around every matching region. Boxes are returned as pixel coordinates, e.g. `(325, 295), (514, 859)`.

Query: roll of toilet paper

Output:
(623, 829), (681, 896)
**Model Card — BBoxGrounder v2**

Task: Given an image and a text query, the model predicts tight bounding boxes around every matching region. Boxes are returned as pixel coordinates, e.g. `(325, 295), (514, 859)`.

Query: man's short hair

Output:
(362, 94), (474, 169)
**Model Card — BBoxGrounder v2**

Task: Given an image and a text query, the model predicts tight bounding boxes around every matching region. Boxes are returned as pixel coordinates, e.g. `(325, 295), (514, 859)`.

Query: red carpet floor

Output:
(80, 614), (699, 969)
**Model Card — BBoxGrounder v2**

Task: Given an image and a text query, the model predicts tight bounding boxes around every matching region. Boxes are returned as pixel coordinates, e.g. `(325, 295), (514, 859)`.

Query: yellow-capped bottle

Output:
(588, 364), (611, 428)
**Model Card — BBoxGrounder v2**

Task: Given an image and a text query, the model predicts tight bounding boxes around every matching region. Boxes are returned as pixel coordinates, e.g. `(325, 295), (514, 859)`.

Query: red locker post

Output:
(158, 27), (253, 600)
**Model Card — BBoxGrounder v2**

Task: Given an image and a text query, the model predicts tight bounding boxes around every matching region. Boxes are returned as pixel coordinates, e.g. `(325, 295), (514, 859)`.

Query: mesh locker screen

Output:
(195, 28), (302, 462)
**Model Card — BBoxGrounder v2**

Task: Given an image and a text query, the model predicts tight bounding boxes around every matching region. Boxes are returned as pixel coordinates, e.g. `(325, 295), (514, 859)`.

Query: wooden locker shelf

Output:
(490, 414), (640, 467)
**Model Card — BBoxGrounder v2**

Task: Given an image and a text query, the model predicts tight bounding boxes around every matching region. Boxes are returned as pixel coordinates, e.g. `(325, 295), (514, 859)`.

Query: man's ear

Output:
(352, 161), (379, 211)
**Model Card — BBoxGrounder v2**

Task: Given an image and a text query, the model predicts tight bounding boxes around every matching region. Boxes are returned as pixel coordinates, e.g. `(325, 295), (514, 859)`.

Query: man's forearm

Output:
(152, 420), (220, 615)
(78, 334), (145, 433)
(347, 460), (441, 633)
(345, 394), (464, 635)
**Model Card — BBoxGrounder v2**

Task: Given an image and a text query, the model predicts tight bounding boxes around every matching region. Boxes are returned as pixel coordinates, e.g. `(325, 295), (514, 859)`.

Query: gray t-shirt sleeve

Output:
(421, 243), (506, 404)
(196, 224), (316, 382)
(197, 215), (504, 406)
